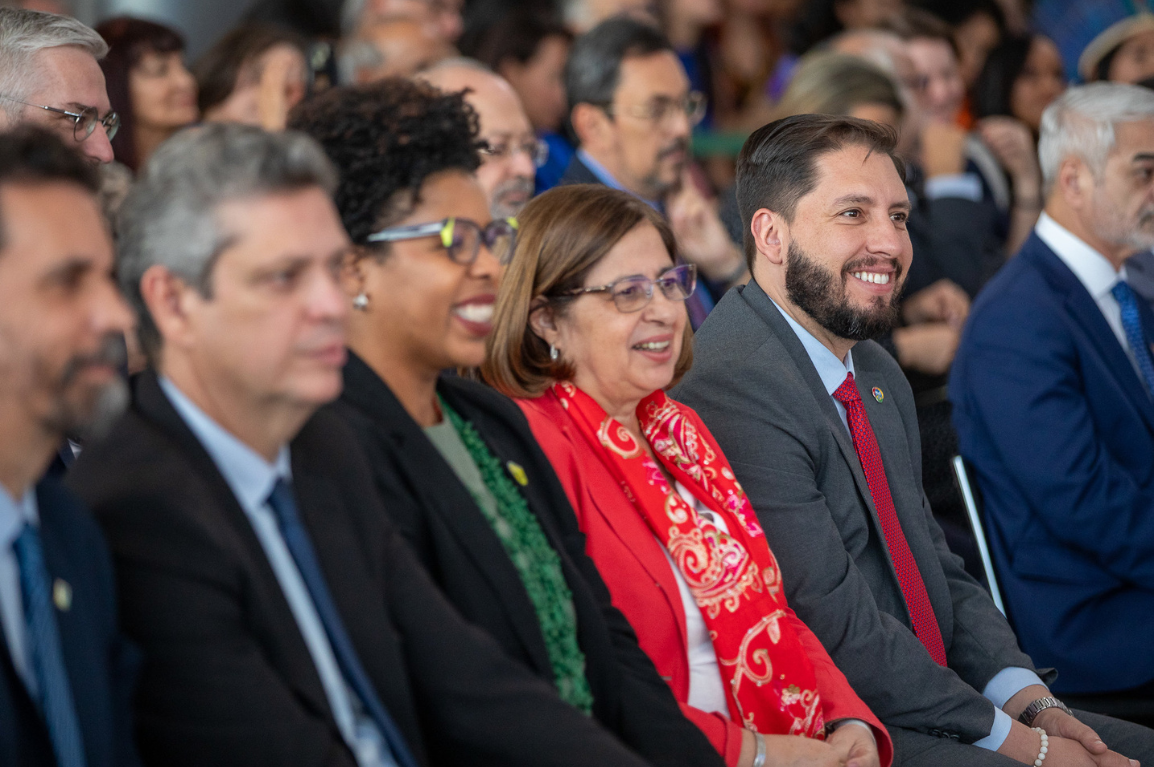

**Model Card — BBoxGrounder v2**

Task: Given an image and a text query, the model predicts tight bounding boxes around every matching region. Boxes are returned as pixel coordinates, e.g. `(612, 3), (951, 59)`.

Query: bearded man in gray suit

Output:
(673, 113), (1154, 767)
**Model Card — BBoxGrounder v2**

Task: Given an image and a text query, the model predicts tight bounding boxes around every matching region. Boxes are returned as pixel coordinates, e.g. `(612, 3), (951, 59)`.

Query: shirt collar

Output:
(0, 484), (38, 551)
(158, 377), (291, 513)
(577, 149), (663, 212)
(1035, 212), (1127, 300)
(770, 296), (855, 396)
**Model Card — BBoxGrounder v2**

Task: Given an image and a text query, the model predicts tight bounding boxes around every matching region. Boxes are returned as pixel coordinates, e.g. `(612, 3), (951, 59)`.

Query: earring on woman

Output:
(549, 344), (559, 361)
(353, 293), (369, 311)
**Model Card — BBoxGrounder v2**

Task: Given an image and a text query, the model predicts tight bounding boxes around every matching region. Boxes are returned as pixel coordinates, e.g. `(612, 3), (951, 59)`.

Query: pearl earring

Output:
(549, 344), (559, 361)
(353, 293), (369, 311)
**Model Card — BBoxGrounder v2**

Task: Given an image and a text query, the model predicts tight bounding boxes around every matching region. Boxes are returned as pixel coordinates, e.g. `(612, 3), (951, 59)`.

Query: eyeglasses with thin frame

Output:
(0, 95), (120, 142)
(600, 92), (706, 128)
(480, 138), (549, 168)
(561, 263), (698, 313)
(365, 216), (519, 265)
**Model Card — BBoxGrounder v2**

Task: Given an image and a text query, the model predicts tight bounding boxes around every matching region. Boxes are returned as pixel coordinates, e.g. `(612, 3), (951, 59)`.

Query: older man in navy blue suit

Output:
(0, 127), (138, 766)
(952, 83), (1154, 700)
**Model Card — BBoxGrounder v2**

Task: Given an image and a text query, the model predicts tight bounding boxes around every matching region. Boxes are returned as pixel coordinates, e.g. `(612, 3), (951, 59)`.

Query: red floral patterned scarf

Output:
(551, 381), (825, 737)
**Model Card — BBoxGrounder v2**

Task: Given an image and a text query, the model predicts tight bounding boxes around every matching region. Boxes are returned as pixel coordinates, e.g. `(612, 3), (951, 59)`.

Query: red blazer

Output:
(519, 394), (893, 767)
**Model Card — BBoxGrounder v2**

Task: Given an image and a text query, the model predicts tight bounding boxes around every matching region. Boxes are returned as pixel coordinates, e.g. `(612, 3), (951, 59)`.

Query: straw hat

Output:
(1079, 13), (1154, 82)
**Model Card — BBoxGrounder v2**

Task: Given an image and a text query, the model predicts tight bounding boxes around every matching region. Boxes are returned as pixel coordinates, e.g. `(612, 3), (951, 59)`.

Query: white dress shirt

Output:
(159, 378), (395, 767)
(0, 485), (40, 697)
(662, 482), (872, 737)
(770, 298), (1045, 750)
(661, 482), (729, 716)
(1034, 212), (1145, 385)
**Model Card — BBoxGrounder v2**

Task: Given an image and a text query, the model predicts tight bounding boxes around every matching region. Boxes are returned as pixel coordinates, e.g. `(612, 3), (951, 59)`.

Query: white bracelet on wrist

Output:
(1032, 727), (1049, 767)
(752, 731), (766, 767)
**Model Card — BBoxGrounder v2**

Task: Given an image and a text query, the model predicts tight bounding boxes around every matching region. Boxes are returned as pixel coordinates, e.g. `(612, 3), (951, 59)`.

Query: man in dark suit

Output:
(951, 83), (1154, 699)
(0, 127), (138, 767)
(674, 113), (1154, 766)
(560, 17), (748, 324)
(67, 123), (652, 767)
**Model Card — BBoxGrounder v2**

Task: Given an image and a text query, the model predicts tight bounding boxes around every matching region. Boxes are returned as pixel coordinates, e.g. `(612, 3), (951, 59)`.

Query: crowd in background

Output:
(5, 0), (1154, 766)
(27, 0), (1152, 581)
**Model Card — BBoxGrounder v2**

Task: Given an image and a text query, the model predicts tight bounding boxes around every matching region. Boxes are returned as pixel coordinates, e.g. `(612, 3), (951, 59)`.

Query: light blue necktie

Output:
(266, 479), (415, 767)
(1111, 280), (1154, 394)
(13, 524), (87, 767)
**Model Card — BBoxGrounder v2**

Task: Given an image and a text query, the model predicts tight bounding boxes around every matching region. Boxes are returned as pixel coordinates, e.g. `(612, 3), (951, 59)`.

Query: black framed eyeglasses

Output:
(601, 92), (707, 128)
(561, 264), (697, 313)
(0, 95), (120, 142)
(365, 216), (519, 265)
(480, 138), (549, 168)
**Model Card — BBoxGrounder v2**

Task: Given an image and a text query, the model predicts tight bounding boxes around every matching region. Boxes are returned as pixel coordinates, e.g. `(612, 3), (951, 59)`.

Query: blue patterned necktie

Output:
(1111, 280), (1154, 394)
(13, 524), (87, 767)
(266, 479), (417, 767)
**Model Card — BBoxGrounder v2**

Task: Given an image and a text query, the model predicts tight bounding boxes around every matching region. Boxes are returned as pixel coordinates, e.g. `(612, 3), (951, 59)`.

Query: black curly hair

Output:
(287, 78), (484, 247)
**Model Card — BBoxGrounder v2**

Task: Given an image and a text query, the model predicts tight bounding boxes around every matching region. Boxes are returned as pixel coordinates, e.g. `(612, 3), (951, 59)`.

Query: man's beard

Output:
(784, 241), (903, 341)
(642, 137), (689, 199)
(490, 177), (535, 219)
(41, 332), (129, 441)
(1092, 196), (1154, 253)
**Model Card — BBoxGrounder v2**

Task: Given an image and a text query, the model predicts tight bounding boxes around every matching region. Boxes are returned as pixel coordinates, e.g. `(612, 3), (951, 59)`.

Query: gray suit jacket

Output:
(672, 279), (1051, 744)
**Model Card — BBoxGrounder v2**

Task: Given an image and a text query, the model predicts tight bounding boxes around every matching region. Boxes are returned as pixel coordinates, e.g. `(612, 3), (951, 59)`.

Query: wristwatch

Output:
(1018, 696), (1072, 727)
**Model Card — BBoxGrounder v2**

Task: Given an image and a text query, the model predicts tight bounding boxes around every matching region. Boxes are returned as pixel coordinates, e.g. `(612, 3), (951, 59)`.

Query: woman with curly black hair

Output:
(288, 78), (724, 767)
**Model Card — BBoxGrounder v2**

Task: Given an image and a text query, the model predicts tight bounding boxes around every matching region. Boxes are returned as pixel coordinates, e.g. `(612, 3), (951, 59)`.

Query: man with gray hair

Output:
(952, 83), (1154, 703)
(66, 121), (657, 767)
(0, 7), (117, 164)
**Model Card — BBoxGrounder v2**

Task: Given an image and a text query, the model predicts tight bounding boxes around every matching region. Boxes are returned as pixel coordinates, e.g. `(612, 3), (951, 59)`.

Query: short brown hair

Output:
(735, 113), (903, 271)
(483, 184), (693, 399)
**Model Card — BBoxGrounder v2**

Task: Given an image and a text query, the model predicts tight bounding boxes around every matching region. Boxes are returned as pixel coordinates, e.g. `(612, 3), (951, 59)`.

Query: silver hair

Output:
(1039, 83), (1154, 192)
(117, 123), (338, 358)
(0, 8), (108, 123)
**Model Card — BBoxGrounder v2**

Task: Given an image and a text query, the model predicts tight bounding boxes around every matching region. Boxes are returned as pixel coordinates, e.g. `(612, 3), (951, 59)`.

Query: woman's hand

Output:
(826, 723), (879, 767)
(977, 116), (1042, 197)
(892, 323), (961, 375)
(737, 729), (852, 767)
(902, 279), (970, 328)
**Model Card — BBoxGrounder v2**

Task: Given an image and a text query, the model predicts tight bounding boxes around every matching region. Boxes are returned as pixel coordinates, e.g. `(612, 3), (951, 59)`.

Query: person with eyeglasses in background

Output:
(289, 76), (726, 767)
(560, 17), (749, 328)
(482, 182), (892, 767)
(420, 58), (546, 219)
(0, 8), (119, 164)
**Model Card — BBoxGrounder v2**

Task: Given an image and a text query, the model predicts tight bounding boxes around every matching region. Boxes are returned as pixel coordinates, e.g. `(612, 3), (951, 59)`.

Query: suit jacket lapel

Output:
(740, 282), (899, 570)
(132, 372), (335, 723)
(1026, 237), (1154, 433)
(340, 356), (553, 675)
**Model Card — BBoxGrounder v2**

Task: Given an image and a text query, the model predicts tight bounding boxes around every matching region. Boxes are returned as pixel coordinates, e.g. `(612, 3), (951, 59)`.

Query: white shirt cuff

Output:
(829, 719), (876, 743)
(924, 173), (983, 202)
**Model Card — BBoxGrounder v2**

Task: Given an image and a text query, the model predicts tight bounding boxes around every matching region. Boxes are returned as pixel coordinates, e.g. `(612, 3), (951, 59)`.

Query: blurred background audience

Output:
(193, 24), (309, 130)
(95, 16), (197, 172)
(10, 0), (1154, 728)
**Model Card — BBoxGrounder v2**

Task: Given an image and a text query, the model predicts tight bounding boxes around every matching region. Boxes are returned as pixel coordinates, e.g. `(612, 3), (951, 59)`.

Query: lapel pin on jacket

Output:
(53, 578), (72, 611)
(507, 461), (529, 487)
(872, 387), (885, 403)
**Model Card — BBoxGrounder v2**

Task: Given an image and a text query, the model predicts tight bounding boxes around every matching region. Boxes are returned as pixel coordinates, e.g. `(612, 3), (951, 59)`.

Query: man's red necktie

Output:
(833, 372), (948, 666)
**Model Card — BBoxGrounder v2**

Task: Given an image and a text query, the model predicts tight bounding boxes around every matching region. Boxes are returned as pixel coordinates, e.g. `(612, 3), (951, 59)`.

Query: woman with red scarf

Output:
(483, 184), (892, 767)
